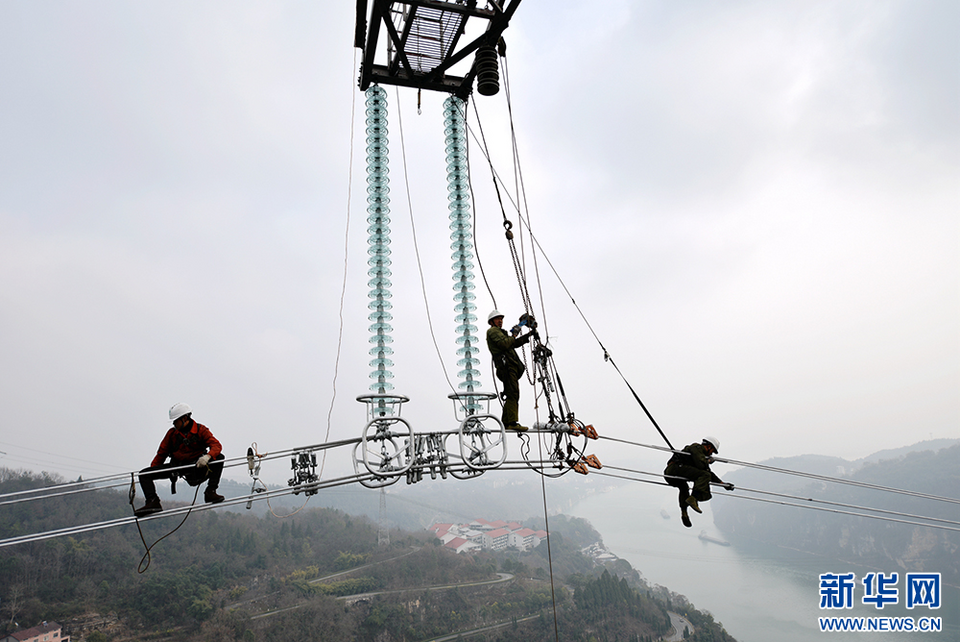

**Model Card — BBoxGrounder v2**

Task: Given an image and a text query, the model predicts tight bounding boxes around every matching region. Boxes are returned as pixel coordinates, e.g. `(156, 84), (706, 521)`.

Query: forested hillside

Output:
(0, 468), (735, 642)
(713, 444), (960, 584)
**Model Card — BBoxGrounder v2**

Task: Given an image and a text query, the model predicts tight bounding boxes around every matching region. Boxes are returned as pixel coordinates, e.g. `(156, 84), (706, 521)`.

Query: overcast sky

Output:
(0, 1), (956, 487)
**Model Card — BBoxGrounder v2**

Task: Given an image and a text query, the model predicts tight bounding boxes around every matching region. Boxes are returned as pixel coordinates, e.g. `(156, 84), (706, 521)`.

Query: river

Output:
(567, 482), (957, 642)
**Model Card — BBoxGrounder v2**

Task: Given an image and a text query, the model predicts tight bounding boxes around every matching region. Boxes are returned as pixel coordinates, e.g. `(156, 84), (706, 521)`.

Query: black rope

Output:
(470, 99), (534, 315)
(464, 100), (497, 310)
(471, 68), (676, 453)
(134, 481), (203, 573)
(502, 53), (551, 350)
(535, 411), (562, 642)
(602, 351), (674, 451)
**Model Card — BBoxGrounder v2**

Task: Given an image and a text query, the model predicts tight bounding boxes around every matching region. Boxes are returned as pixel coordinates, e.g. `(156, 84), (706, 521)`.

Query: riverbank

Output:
(568, 481), (957, 642)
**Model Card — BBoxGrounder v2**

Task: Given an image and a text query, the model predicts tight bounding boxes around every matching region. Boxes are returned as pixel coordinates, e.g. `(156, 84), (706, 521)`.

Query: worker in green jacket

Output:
(486, 309), (535, 432)
(664, 436), (734, 527)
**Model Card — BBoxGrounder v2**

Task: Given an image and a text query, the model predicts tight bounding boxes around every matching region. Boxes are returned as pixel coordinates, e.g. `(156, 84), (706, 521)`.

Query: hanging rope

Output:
(321, 46), (362, 480)
(466, 98), (534, 316)
(536, 425), (563, 642)
(134, 482), (203, 573)
(456, 75), (680, 451)
(502, 52), (551, 345)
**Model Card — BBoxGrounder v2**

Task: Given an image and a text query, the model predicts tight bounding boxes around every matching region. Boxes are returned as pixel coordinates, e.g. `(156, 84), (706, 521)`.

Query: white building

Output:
(0, 622), (70, 642)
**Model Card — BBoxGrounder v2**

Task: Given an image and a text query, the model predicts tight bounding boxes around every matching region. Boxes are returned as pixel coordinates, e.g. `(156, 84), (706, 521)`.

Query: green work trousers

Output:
(497, 366), (522, 427)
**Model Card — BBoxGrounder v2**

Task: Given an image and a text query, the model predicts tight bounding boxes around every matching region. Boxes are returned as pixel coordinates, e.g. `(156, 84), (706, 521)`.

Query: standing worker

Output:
(134, 403), (225, 517)
(663, 436), (734, 528)
(486, 310), (536, 432)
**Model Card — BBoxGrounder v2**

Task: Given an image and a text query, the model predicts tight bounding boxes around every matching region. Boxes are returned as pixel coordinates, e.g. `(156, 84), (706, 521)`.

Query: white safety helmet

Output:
(702, 436), (720, 453)
(169, 402), (193, 422)
(487, 309), (504, 323)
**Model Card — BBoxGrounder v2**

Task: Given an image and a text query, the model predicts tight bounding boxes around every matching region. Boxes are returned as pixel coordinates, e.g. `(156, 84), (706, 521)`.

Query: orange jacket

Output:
(150, 420), (222, 467)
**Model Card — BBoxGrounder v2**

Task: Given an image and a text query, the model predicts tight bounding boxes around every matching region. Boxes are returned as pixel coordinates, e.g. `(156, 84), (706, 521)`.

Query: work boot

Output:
(134, 497), (163, 517)
(204, 489), (225, 504)
(686, 496), (702, 514)
(506, 423), (529, 432)
(681, 512), (692, 528)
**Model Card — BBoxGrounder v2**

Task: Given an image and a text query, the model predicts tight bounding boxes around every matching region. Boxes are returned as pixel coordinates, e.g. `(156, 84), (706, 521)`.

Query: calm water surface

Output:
(567, 482), (957, 642)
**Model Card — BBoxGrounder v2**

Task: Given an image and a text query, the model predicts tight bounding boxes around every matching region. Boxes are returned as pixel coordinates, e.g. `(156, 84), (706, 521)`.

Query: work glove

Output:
(196, 454), (212, 469)
(723, 482), (735, 491)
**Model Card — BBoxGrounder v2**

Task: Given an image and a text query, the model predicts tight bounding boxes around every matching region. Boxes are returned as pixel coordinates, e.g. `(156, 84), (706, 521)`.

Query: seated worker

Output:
(485, 309), (536, 432)
(663, 436), (734, 528)
(134, 403), (225, 517)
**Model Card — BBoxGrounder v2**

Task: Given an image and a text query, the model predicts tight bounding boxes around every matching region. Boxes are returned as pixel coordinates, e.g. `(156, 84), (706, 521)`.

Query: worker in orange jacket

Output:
(134, 403), (225, 517)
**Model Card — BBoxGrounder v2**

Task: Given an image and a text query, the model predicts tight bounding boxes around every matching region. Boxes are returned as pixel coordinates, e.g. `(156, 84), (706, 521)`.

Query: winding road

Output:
(664, 611), (695, 641)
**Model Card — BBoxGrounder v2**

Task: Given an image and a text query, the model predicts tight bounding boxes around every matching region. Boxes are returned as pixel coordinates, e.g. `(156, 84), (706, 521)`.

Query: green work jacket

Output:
(665, 442), (723, 483)
(486, 326), (530, 377)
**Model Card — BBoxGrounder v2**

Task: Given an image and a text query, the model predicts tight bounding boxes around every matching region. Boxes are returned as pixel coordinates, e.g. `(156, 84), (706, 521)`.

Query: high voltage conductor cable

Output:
(6, 437), (954, 549)
(600, 464), (960, 529)
(715, 455), (960, 506)
(0, 479), (132, 507)
(0, 470), (133, 499)
(1, 463), (570, 550)
(0, 442), (360, 506)
(588, 469), (960, 533)
(0, 438), (365, 506)
(597, 434), (960, 506)
(1, 457), (595, 549)
(0, 441), (340, 503)
(0, 459), (246, 506)
(729, 484), (960, 528)
(0, 470), (376, 549)
(1, 442), (579, 545)
(718, 491), (960, 533)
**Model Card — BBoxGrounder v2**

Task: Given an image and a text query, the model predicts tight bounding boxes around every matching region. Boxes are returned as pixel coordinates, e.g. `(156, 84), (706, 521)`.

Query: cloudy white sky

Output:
(0, 1), (956, 486)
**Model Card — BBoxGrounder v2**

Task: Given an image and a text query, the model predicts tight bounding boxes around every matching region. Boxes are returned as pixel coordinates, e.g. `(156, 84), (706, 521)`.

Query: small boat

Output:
(698, 530), (730, 546)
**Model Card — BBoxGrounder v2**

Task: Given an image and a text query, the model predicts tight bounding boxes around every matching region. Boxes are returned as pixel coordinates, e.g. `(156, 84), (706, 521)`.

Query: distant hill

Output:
(208, 471), (623, 532)
(713, 441), (960, 584)
(719, 438), (960, 493)
(854, 438), (960, 467)
(0, 468), (733, 642)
